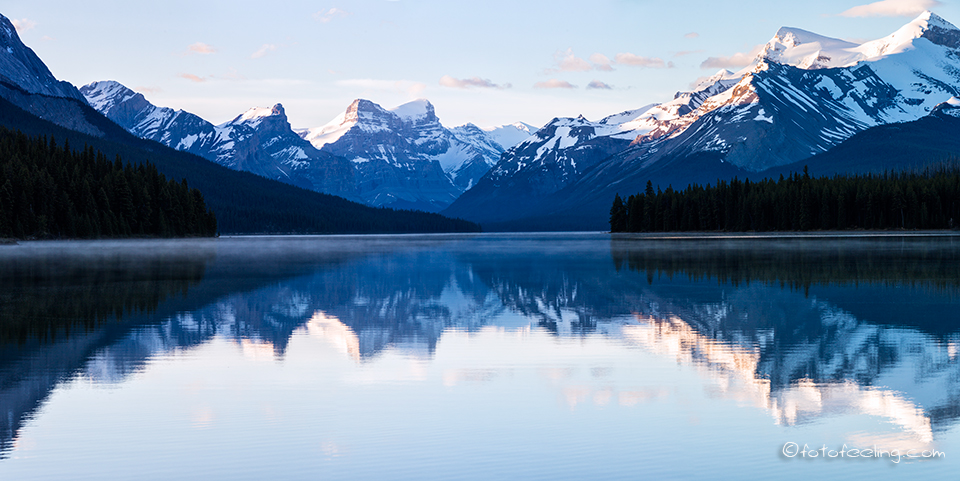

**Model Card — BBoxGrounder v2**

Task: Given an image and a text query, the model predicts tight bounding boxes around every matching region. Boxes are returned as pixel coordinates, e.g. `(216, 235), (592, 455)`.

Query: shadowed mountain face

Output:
(2, 235), (959, 458)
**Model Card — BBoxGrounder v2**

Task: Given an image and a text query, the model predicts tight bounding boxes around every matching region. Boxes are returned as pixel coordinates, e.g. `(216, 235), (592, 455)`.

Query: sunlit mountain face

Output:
(1, 234), (958, 478)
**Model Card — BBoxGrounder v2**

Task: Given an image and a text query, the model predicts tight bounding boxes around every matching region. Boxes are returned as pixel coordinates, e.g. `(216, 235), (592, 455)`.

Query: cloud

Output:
(439, 75), (510, 89)
(251, 44), (278, 59)
(534, 79), (577, 89)
(553, 48), (593, 72)
(839, 0), (940, 17)
(11, 18), (37, 33)
(178, 73), (206, 83)
(674, 50), (705, 58)
(586, 80), (613, 90)
(700, 45), (764, 69)
(186, 42), (217, 55)
(314, 7), (350, 23)
(614, 53), (671, 68)
(589, 53), (614, 71)
(684, 32), (700, 39)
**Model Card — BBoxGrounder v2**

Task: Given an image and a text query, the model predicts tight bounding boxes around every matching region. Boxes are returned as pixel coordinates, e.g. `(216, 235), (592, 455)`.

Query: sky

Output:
(4, 0), (960, 130)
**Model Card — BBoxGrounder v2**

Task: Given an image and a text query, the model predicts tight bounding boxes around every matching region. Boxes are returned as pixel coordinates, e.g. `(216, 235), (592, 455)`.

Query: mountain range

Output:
(81, 81), (536, 212)
(443, 11), (960, 230)
(6, 11), (960, 231)
(0, 14), (479, 234)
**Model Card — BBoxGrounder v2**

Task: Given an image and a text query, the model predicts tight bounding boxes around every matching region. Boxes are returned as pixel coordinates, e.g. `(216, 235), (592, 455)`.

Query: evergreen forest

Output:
(0, 127), (218, 239)
(610, 167), (960, 233)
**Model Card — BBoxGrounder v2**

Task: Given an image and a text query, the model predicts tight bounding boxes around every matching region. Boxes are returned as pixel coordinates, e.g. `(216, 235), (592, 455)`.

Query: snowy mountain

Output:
(82, 83), (534, 212)
(444, 11), (960, 229)
(80, 81), (359, 201)
(299, 98), (535, 209)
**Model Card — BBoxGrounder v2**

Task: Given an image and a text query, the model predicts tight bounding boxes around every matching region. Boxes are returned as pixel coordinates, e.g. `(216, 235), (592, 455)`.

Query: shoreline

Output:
(610, 230), (960, 240)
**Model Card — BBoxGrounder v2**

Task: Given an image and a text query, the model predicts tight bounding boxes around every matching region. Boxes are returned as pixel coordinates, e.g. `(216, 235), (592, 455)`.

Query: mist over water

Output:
(1, 234), (958, 479)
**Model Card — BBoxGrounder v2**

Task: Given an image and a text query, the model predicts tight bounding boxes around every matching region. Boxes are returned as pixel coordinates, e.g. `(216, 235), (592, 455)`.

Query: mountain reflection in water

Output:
(1, 234), (958, 469)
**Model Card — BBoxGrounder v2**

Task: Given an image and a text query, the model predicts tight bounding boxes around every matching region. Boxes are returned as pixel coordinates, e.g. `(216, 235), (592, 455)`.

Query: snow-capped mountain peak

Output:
(81, 80), (139, 112)
(858, 10), (960, 58)
(750, 11), (960, 73)
(761, 27), (861, 69)
(234, 104), (285, 124)
(390, 99), (436, 122)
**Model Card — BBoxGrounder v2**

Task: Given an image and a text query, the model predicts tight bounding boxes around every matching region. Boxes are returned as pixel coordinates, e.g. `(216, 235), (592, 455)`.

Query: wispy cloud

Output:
(534, 79), (577, 89)
(589, 53), (614, 71)
(674, 50), (705, 58)
(439, 75), (510, 89)
(134, 86), (162, 94)
(614, 53), (672, 68)
(178, 73), (207, 83)
(186, 42), (217, 55)
(684, 32), (700, 39)
(314, 7), (350, 23)
(839, 0), (940, 17)
(552, 48), (593, 72)
(251, 44), (278, 59)
(700, 45), (764, 69)
(586, 80), (612, 90)
(11, 18), (37, 33)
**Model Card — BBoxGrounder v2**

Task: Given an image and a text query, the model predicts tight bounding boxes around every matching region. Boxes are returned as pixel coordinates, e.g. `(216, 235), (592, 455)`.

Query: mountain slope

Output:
(445, 11), (960, 230)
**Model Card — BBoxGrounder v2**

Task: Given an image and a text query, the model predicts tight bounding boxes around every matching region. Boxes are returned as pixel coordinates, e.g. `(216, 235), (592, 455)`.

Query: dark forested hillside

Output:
(0, 127), (217, 239)
(0, 91), (480, 234)
(610, 167), (960, 232)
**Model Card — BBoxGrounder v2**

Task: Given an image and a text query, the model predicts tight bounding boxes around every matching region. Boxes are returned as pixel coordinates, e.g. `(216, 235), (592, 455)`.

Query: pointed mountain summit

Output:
(298, 98), (533, 210)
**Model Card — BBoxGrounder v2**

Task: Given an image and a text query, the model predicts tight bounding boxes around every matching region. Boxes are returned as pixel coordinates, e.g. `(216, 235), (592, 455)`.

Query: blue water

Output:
(0, 233), (958, 480)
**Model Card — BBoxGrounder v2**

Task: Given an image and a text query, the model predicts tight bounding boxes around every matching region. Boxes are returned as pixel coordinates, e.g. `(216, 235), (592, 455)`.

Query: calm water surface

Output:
(1, 233), (959, 480)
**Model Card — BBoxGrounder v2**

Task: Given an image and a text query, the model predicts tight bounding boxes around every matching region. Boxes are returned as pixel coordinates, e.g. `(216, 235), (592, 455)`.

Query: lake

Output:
(1, 233), (958, 480)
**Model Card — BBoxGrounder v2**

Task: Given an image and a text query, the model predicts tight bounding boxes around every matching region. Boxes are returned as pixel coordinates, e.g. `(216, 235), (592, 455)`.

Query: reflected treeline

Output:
(611, 236), (960, 294)
(0, 250), (212, 346)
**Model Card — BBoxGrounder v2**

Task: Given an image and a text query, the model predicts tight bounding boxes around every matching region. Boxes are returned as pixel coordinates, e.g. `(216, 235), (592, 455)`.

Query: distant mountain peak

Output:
(390, 98), (436, 122)
(81, 80), (139, 111)
(235, 103), (286, 123)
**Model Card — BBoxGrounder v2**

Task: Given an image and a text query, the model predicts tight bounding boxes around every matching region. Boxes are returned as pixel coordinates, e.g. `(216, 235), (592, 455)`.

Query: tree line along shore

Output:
(610, 166), (960, 233)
